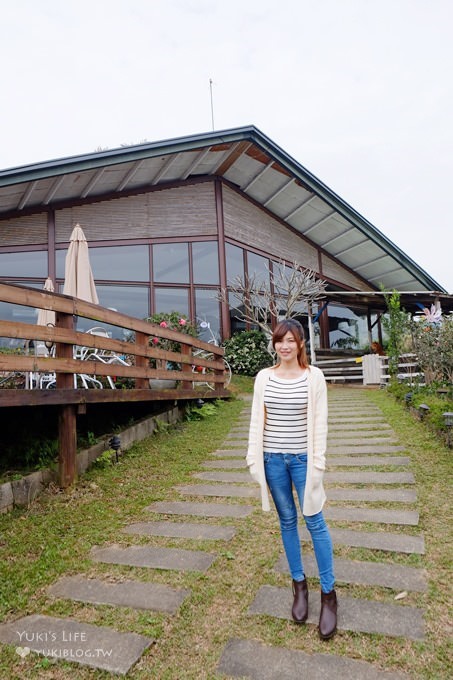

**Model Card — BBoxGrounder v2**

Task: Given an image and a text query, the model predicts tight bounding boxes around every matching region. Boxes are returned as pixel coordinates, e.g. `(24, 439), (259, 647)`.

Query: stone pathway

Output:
(0, 388), (426, 677)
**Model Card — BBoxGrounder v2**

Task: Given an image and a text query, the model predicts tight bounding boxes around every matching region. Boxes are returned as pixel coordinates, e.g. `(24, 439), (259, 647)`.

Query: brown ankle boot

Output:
(319, 589), (337, 639)
(291, 578), (308, 623)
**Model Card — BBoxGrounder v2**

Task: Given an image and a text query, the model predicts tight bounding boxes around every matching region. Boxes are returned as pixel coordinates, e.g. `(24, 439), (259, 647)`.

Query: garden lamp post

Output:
(442, 412), (453, 448)
(109, 435), (121, 462)
(404, 392), (413, 408)
(418, 404), (430, 421)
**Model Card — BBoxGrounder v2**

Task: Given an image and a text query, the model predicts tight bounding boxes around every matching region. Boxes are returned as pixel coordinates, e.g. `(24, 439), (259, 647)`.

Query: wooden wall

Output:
(222, 186), (319, 270)
(0, 214), (47, 246)
(55, 183), (218, 242)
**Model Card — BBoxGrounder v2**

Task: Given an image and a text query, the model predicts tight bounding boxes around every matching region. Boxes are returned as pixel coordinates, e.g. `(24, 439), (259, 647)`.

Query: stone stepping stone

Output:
(329, 408), (381, 413)
(329, 415), (386, 422)
(146, 500), (254, 518)
(324, 506), (419, 526)
(329, 431), (395, 440)
(329, 439), (400, 447)
(0, 614), (151, 675)
(327, 456), (411, 466)
(274, 554), (427, 592)
(202, 459), (246, 469)
(90, 545), (215, 572)
(198, 471), (416, 489)
(325, 471), (414, 484)
(248, 586), (424, 640)
(195, 471), (252, 483)
(211, 448), (245, 457)
(329, 445), (406, 454)
(218, 638), (408, 679)
(124, 520), (236, 541)
(327, 488), (417, 503)
(176, 483), (260, 499)
(300, 526), (424, 554)
(48, 575), (189, 613)
(329, 423), (393, 431)
(223, 440), (247, 447)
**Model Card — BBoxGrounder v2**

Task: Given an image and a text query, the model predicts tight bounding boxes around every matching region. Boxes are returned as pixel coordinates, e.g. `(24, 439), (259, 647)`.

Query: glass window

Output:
(0, 282), (44, 349)
(0, 251), (47, 278)
(225, 243), (244, 284)
(247, 252), (269, 289)
(56, 245), (149, 281)
(155, 288), (189, 316)
(327, 303), (370, 350)
(192, 242), (219, 284)
(195, 289), (221, 343)
(228, 291), (246, 335)
(55, 249), (66, 278)
(153, 243), (189, 283)
(83, 285), (149, 339)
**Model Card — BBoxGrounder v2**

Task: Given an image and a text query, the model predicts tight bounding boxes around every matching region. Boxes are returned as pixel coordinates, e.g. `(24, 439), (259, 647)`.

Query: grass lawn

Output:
(0, 378), (451, 678)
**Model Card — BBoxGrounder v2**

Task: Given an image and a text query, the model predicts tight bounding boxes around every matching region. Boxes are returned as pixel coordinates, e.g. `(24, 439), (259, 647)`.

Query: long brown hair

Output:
(272, 319), (309, 369)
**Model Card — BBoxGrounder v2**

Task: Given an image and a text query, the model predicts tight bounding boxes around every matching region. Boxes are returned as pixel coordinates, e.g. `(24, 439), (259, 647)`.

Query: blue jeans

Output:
(264, 452), (335, 593)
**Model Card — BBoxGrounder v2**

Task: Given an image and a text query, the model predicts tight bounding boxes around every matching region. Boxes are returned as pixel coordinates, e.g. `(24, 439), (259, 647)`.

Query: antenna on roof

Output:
(209, 78), (215, 131)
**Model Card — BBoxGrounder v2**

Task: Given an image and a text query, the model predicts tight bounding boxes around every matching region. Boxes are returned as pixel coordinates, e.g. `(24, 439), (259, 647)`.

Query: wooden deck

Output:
(0, 283), (230, 486)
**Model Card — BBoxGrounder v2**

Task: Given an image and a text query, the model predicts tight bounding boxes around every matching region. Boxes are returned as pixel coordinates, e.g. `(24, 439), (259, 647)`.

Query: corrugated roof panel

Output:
(288, 199), (335, 232)
(245, 168), (293, 204)
(268, 184), (314, 220)
(315, 219), (365, 252)
(223, 153), (265, 190)
(340, 242), (390, 270)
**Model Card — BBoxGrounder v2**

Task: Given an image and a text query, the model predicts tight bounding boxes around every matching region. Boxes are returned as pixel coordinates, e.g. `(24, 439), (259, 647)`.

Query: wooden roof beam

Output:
(303, 210), (336, 236)
(17, 180), (37, 210)
(212, 141), (252, 175)
(355, 254), (390, 271)
(263, 177), (295, 207)
(333, 238), (370, 257)
(44, 176), (65, 204)
(241, 160), (273, 192)
(181, 147), (212, 179)
(322, 226), (356, 248)
(151, 154), (179, 185)
(81, 168), (105, 198)
(116, 159), (145, 191)
(283, 194), (316, 220)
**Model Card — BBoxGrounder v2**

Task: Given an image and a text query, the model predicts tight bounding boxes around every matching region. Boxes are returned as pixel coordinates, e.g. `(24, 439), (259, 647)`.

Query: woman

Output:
(247, 318), (337, 639)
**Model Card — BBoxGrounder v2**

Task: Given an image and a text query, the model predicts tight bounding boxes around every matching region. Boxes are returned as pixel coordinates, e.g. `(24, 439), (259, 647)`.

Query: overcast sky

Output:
(1, 0), (452, 292)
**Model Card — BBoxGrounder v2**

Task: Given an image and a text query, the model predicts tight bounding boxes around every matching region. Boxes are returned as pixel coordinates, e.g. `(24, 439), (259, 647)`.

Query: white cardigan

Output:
(246, 365), (328, 515)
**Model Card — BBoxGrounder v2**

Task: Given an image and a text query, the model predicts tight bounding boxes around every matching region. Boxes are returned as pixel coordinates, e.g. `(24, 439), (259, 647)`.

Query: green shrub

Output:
(223, 330), (273, 376)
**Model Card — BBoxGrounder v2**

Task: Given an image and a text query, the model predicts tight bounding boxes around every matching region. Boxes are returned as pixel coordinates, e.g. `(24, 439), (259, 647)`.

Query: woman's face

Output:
(274, 330), (301, 364)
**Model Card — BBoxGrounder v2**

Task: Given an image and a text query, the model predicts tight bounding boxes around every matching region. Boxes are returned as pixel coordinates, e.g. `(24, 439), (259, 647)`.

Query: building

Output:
(0, 126), (449, 350)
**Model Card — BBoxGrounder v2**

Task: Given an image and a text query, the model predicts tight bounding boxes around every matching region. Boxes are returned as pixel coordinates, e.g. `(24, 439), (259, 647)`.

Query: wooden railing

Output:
(0, 282), (230, 486)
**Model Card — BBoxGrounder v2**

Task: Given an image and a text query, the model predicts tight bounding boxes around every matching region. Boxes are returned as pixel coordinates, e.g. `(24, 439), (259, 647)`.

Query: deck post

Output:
(135, 331), (149, 389)
(56, 311), (77, 488)
(58, 404), (77, 488)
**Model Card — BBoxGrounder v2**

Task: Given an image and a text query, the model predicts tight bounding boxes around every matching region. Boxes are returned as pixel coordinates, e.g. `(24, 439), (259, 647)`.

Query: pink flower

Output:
(160, 321), (168, 328)
(179, 318), (186, 326)
(152, 337), (159, 344)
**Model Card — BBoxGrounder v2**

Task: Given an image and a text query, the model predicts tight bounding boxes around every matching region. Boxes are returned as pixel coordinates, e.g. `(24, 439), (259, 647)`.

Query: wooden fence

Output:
(0, 283), (230, 487)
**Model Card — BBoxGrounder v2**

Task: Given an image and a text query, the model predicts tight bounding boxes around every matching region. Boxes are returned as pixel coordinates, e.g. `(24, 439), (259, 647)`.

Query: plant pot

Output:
(149, 379), (177, 390)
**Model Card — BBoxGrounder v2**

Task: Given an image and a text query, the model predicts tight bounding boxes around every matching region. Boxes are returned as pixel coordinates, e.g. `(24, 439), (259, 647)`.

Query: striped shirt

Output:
(263, 373), (308, 453)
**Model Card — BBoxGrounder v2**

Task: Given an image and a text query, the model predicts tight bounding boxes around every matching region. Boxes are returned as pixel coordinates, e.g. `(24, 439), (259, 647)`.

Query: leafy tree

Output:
(381, 290), (410, 381)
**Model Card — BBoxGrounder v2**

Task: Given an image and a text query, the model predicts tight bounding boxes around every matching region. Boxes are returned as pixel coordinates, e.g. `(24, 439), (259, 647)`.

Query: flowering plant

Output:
(145, 312), (197, 367)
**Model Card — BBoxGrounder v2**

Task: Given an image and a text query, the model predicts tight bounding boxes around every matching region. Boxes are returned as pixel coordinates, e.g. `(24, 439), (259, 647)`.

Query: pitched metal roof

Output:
(0, 125), (446, 293)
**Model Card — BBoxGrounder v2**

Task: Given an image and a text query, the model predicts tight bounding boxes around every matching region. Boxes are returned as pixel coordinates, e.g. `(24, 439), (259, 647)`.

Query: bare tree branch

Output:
(217, 259), (327, 338)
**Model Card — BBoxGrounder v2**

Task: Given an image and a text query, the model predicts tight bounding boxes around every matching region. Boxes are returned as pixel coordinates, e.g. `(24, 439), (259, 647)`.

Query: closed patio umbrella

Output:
(37, 277), (56, 327)
(63, 224), (99, 304)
